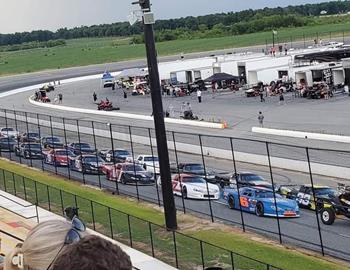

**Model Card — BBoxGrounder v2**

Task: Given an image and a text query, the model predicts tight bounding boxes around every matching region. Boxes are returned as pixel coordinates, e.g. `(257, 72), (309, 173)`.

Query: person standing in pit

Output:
(258, 111), (264, 128)
(197, 89), (202, 103)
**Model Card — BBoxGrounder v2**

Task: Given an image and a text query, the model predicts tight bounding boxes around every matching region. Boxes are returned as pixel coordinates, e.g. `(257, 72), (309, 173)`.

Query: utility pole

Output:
(131, 0), (177, 230)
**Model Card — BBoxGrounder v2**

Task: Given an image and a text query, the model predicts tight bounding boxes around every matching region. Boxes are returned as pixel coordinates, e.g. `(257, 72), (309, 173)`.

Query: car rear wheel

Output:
(320, 208), (336, 225)
(121, 175), (127, 184)
(24, 151), (30, 159)
(228, 196), (235, 209)
(255, 202), (264, 217)
(182, 187), (188, 199)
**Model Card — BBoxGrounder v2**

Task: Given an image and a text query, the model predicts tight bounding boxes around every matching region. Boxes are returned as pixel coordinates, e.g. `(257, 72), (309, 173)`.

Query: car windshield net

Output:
(47, 137), (61, 143)
(2, 128), (14, 132)
(115, 150), (130, 156)
(84, 157), (103, 163)
(76, 143), (91, 148)
(182, 177), (206, 183)
(25, 144), (41, 149)
(186, 164), (204, 170)
(241, 174), (265, 181)
(315, 188), (336, 196)
(256, 191), (282, 198)
(144, 156), (159, 162)
(124, 165), (144, 171)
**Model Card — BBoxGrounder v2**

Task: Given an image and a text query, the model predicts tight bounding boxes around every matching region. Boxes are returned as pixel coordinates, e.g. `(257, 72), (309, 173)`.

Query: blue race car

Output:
(223, 187), (300, 218)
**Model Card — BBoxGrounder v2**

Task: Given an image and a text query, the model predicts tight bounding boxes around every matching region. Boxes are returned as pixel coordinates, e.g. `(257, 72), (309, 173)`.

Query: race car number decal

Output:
(240, 197), (249, 207)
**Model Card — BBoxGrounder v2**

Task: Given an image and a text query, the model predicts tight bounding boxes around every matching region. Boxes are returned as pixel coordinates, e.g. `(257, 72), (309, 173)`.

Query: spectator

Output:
(197, 89), (202, 103)
(50, 235), (132, 270)
(279, 92), (285, 105)
(4, 219), (85, 270)
(93, 92), (97, 103)
(258, 111), (264, 128)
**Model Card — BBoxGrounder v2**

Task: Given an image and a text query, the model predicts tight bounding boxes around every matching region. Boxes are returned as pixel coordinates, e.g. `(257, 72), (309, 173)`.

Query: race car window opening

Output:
(1, 128), (14, 131)
(184, 164), (204, 170)
(124, 165), (144, 171)
(84, 157), (104, 163)
(182, 177), (206, 183)
(144, 157), (159, 162)
(240, 174), (265, 181)
(115, 150), (130, 156)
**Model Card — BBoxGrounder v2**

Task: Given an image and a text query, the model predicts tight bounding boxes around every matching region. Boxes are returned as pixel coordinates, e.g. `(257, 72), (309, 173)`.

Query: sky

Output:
(0, 0), (331, 34)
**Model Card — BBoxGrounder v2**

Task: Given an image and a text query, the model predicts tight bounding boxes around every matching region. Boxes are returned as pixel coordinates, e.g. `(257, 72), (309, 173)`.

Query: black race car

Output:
(99, 149), (132, 163)
(14, 143), (43, 159)
(0, 137), (17, 152)
(215, 171), (272, 189)
(170, 163), (216, 181)
(66, 142), (95, 155)
(41, 136), (64, 149)
(318, 184), (350, 225)
(69, 154), (105, 174)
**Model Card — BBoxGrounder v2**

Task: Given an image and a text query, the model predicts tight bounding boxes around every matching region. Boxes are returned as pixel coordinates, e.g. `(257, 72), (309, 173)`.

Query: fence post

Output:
(127, 214), (133, 247)
(12, 172), (16, 196)
(230, 251), (235, 270)
(148, 128), (161, 206)
(76, 120), (86, 185)
(148, 222), (155, 257)
(59, 189), (64, 215)
(266, 142), (282, 244)
(90, 201), (96, 231)
(199, 135), (214, 223)
(128, 126), (140, 201)
(303, 34), (306, 48)
(2, 170), (7, 192)
(172, 231), (179, 269)
(230, 138), (246, 232)
(172, 131), (186, 213)
(200, 240), (205, 269)
(62, 118), (71, 179)
(343, 30), (345, 44)
(36, 115), (44, 171)
(306, 147), (325, 256)
(108, 207), (114, 239)
(24, 112), (33, 167)
(13, 110), (22, 165)
(35, 204), (40, 223)
(91, 121), (101, 189)
(49, 116), (58, 175)
(108, 123), (119, 195)
(22, 176), (27, 201)
(46, 185), (51, 212)
(34, 181), (38, 205)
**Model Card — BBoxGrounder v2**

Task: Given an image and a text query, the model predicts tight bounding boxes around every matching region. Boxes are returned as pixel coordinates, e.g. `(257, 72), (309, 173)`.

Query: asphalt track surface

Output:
(1, 38), (350, 261)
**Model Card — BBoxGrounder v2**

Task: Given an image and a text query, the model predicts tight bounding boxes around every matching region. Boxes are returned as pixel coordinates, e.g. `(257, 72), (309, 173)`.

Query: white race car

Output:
(158, 174), (220, 200)
(135, 155), (160, 174)
(0, 127), (19, 138)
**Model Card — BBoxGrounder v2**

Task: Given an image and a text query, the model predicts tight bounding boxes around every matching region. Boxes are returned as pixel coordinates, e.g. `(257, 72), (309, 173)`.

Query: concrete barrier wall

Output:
(2, 111), (350, 179)
(252, 127), (350, 144)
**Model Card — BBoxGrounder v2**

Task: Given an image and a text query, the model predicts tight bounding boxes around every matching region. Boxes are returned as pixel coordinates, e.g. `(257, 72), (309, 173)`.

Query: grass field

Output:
(1, 22), (350, 76)
(0, 159), (348, 270)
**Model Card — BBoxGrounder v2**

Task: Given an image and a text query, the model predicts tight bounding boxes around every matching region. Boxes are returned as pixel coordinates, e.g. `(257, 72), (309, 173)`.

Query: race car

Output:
(43, 148), (76, 166)
(0, 127), (19, 138)
(0, 137), (17, 152)
(318, 184), (350, 225)
(14, 143), (43, 159)
(279, 184), (337, 210)
(18, 132), (41, 143)
(41, 136), (64, 149)
(100, 149), (132, 163)
(66, 142), (95, 155)
(215, 171), (272, 189)
(69, 154), (105, 174)
(170, 163), (216, 181)
(158, 174), (220, 200)
(105, 163), (154, 185)
(135, 155), (160, 174)
(223, 187), (300, 218)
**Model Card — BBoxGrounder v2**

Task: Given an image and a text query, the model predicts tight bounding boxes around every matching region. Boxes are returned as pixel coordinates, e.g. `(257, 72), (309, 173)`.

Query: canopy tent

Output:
(204, 73), (240, 83)
(116, 68), (148, 79)
(101, 71), (114, 80)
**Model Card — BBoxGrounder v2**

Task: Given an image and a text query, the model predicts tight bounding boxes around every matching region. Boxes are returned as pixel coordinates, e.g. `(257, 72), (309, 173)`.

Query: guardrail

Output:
(0, 108), (349, 261)
(0, 167), (283, 270)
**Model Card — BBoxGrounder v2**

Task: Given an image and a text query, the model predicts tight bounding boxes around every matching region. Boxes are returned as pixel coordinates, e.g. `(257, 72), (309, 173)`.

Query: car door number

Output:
(240, 197), (249, 208)
(297, 192), (311, 206)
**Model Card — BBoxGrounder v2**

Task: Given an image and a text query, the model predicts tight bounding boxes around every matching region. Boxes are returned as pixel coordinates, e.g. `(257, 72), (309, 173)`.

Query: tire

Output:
(320, 208), (336, 225)
(15, 149), (19, 156)
(255, 202), (265, 217)
(219, 181), (225, 189)
(121, 175), (127, 184)
(182, 187), (188, 199)
(24, 151), (30, 159)
(228, 196), (235, 209)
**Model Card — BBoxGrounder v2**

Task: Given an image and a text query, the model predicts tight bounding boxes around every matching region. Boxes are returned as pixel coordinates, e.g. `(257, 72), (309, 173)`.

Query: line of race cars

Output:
(0, 127), (349, 225)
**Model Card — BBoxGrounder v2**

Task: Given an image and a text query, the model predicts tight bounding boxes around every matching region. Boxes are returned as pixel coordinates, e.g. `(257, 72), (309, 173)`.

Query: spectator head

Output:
(5, 219), (85, 270)
(49, 235), (132, 270)
(259, 111), (262, 114)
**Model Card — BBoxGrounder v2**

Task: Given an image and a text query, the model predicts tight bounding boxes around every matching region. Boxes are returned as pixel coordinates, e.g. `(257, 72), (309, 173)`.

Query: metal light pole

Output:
(132, 0), (177, 230)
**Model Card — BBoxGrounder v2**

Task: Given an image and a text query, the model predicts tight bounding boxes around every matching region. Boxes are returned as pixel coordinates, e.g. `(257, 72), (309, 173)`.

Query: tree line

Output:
(1, 1), (350, 46)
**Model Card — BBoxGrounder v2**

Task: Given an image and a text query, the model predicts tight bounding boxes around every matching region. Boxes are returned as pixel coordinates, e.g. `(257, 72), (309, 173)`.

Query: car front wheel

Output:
(320, 208), (336, 225)
(228, 196), (235, 209)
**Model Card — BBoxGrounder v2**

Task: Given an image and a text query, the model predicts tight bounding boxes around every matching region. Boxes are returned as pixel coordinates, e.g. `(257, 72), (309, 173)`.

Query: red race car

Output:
(43, 148), (75, 166)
